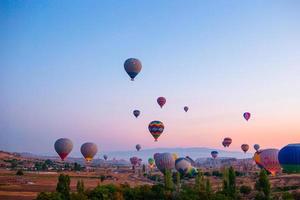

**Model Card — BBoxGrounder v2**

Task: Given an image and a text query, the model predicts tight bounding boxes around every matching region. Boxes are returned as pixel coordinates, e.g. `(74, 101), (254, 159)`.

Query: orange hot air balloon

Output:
(157, 97), (166, 108)
(54, 138), (73, 161)
(241, 144), (249, 153)
(81, 142), (98, 162)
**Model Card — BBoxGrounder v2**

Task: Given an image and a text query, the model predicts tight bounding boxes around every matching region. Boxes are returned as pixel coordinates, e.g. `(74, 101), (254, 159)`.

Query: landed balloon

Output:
(157, 97), (166, 108)
(148, 158), (155, 167)
(133, 110), (140, 118)
(184, 106), (189, 112)
(54, 138), (73, 161)
(185, 156), (196, 167)
(278, 144), (300, 173)
(241, 144), (249, 153)
(148, 121), (164, 142)
(223, 138), (232, 147)
(124, 58), (142, 81)
(175, 157), (192, 176)
(154, 152), (175, 174)
(259, 148), (281, 175)
(136, 144), (141, 151)
(254, 144), (260, 152)
(103, 155), (108, 161)
(243, 112), (251, 121)
(211, 151), (218, 159)
(81, 142), (98, 162)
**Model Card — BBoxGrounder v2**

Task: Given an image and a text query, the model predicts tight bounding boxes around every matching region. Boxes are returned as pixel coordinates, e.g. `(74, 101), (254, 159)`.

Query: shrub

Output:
(240, 185), (252, 195)
(16, 169), (24, 176)
(36, 192), (62, 200)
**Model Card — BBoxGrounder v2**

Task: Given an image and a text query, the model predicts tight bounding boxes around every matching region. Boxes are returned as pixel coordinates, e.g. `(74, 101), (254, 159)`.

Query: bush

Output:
(36, 192), (62, 200)
(282, 192), (294, 200)
(16, 169), (24, 176)
(240, 185), (252, 195)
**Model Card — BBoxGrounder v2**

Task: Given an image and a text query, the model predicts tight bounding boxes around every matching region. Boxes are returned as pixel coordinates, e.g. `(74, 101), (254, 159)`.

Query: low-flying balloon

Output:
(278, 144), (300, 173)
(136, 144), (141, 151)
(259, 148), (281, 175)
(133, 110), (140, 118)
(175, 158), (192, 175)
(241, 144), (249, 153)
(148, 158), (155, 168)
(54, 138), (73, 161)
(184, 106), (189, 112)
(81, 142), (98, 162)
(103, 155), (108, 161)
(254, 144), (260, 152)
(243, 112), (251, 121)
(157, 97), (166, 108)
(154, 152), (175, 174)
(124, 58), (142, 81)
(223, 137), (232, 147)
(211, 151), (218, 159)
(148, 121), (164, 141)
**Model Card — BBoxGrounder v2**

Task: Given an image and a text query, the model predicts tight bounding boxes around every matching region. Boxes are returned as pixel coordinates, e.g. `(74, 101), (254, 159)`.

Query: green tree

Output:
(223, 167), (237, 198)
(56, 174), (71, 200)
(195, 171), (205, 192)
(73, 162), (81, 171)
(175, 172), (181, 191)
(255, 169), (271, 199)
(36, 192), (62, 200)
(76, 180), (85, 194)
(164, 169), (174, 191)
(205, 178), (212, 197)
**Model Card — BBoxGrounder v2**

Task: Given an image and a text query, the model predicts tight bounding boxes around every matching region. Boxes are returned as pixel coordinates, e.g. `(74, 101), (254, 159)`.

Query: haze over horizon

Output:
(1, 1), (300, 156)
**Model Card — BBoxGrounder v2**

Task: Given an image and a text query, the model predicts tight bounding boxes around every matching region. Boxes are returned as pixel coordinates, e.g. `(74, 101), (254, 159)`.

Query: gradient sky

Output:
(1, 0), (300, 156)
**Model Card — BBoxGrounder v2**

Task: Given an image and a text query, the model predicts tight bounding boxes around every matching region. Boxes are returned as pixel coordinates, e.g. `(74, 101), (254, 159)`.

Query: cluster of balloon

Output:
(81, 142), (98, 162)
(211, 151), (218, 159)
(124, 58), (142, 81)
(148, 158), (155, 168)
(103, 154), (108, 161)
(54, 138), (73, 161)
(157, 97), (166, 108)
(278, 144), (300, 173)
(184, 106), (189, 112)
(254, 144), (260, 152)
(223, 137), (232, 147)
(136, 144), (141, 151)
(254, 149), (281, 175)
(148, 121), (165, 142)
(241, 144), (249, 153)
(154, 153), (175, 174)
(243, 112), (251, 121)
(175, 157), (197, 176)
(133, 110), (140, 118)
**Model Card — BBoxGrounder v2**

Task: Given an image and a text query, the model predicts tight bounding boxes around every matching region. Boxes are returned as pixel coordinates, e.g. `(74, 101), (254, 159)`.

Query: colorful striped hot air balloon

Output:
(124, 58), (142, 81)
(81, 142), (98, 162)
(54, 138), (73, 161)
(278, 144), (300, 173)
(157, 97), (166, 108)
(154, 152), (175, 174)
(148, 121), (164, 141)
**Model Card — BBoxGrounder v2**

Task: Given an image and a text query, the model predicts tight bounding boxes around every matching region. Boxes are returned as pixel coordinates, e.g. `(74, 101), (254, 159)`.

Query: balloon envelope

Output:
(133, 110), (140, 118)
(254, 144), (260, 151)
(253, 151), (264, 169)
(211, 151), (218, 159)
(54, 138), (73, 161)
(81, 142), (98, 162)
(278, 144), (300, 173)
(175, 158), (193, 175)
(184, 106), (189, 112)
(259, 148), (281, 175)
(154, 152), (175, 174)
(124, 58), (142, 81)
(148, 121), (164, 141)
(241, 144), (249, 153)
(243, 112), (251, 121)
(157, 97), (166, 108)
(223, 138), (232, 147)
(103, 155), (108, 161)
(148, 158), (155, 167)
(136, 144), (141, 151)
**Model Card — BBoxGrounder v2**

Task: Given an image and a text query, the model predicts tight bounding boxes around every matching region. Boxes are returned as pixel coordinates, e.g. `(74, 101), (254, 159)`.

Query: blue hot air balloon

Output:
(278, 144), (300, 173)
(124, 58), (142, 81)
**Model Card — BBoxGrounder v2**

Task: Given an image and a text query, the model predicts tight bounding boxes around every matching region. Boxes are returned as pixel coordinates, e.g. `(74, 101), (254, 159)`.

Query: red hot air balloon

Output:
(184, 106), (189, 112)
(54, 138), (73, 161)
(124, 58), (142, 81)
(243, 112), (251, 121)
(241, 144), (249, 153)
(148, 121), (164, 141)
(223, 138), (232, 147)
(157, 97), (166, 108)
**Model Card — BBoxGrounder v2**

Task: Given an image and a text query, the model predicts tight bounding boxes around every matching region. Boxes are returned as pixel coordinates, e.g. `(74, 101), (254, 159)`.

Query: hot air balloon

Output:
(148, 121), (164, 141)
(222, 141), (226, 147)
(133, 110), (140, 118)
(184, 106), (189, 112)
(253, 150), (264, 169)
(148, 158), (155, 167)
(211, 151), (218, 159)
(241, 144), (249, 153)
(103, 154), (108, 161)
(259, 148), (281, 175)
(175, 158), (192, 175)
(54, 138), (73, 161)
(254, 144), (260, 152)
(81, 142), (98, 162)
(278, 144), (300, 173)
(124, 58), (142, 81)
(185, 156), (196, 167)
(154, 153), (161, 160)
(136, 144), (141, 151)
(223, 138), (232, 147)
(243, 112), (251, 121)
(130, 157), (139, 166)
(154, 152), (175, 174)
(157, 97), (166, 108)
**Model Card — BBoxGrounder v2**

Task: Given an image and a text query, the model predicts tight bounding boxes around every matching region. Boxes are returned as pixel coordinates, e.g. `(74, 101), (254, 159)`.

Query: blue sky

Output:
(0, 1), (300, 156)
